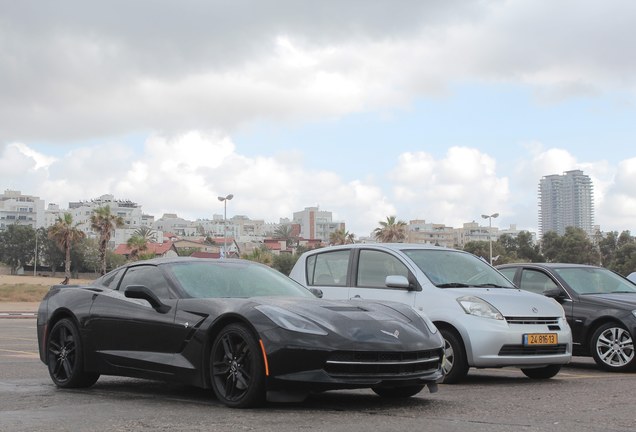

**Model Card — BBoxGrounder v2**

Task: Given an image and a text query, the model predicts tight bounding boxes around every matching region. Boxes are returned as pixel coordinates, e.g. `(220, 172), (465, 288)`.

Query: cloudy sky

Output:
(2, 0), (635, 237)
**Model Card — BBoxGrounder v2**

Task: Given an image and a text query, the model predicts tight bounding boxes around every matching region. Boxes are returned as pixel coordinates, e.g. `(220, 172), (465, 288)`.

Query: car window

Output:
(119, 265), (173, 299)
(497, 267), (517, 283)
(519, 269), (558, 295)
(168, 261), (314, 298)
(403, 249), (514, 288)
(356, 250), (409, 288)
(306, 250), (349, 286)
(94, 268), (124, 290)
(554, 267), (636, 295)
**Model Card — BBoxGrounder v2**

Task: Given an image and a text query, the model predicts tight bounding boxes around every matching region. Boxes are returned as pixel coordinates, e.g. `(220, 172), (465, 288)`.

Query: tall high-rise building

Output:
(538, 170), (594, 237)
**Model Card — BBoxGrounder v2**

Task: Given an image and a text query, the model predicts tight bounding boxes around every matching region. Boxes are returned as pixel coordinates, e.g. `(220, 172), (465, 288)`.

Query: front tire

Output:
(46, 318), (99, 388)
(372, 385), (425, 398)
(521, 364), (561, 379)
(590, 323), (635, 372)
(210, 323), (266, 408)
(439, 328), (469, 384)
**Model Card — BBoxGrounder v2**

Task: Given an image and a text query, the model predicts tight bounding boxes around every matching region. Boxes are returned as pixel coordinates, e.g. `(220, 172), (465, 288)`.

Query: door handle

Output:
(351, 295), (361, 299)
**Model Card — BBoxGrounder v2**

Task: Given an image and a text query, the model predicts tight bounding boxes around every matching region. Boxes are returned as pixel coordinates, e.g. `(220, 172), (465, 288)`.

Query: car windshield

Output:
(553, 267), (636, 295)
(402, 249), (515, 289)
(167, 260), (315, 299)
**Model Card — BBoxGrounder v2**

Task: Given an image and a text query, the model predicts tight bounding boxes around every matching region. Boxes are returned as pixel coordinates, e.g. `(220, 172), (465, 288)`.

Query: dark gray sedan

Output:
(497, 263), (636, 372)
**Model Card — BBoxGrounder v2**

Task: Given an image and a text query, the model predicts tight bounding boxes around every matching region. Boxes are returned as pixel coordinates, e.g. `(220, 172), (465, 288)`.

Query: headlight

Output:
(632, 310), (636, 319)
(255, 305), (328, 335)
(457, 296), (504, 320)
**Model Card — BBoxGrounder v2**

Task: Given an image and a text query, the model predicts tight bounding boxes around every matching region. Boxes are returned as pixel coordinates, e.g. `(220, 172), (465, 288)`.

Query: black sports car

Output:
(37, 257), (445, 407)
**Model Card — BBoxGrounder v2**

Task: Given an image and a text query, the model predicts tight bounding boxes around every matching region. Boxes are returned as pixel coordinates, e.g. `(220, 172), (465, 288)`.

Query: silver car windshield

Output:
(402, 249), (515, 289)
(553, 267), (636, 295)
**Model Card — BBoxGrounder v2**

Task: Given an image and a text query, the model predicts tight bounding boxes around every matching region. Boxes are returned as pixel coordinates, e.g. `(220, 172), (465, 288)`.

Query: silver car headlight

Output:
(457, 296), (504, 320)
(255, 305), (328, 335)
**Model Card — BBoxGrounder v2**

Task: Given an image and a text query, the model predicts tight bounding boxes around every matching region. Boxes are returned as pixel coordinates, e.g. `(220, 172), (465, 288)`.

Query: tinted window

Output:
(95, 268), (124, 290)
(168, 260), (314, 298)
(554, 267), (636, 295)
(497, 267), (517, 283)
(306, 250), (349, 286)
(519, 269), (558, 295)
(356, 250), (409, 288)
(120, 265), (173, 299)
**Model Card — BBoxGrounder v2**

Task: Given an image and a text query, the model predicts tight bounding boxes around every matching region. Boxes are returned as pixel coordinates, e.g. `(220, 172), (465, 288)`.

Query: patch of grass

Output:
(0, 284), (50, 302)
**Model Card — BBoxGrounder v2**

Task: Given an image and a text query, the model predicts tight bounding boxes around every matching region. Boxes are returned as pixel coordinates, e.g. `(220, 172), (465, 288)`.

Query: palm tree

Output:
(273, 224), (297, 248)
(373, 216), (407, 243)
(329, 228), (355, 245)
(133, 226), (157, 243)
(126, 235), (148, 261)
(48, 213), (86, 282)
(91, 206), (125, 275)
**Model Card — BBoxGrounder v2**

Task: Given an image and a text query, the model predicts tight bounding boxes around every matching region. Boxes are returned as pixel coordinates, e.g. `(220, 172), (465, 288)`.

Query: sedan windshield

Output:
(402, 249), (515, 289)
(554, 267), (636, 295)
(167, 260), (315, 299)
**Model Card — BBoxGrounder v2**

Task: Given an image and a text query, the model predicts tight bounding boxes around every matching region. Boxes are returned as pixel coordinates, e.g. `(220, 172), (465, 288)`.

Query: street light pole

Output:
(481, 213), (499, 265)
(217, 194), (233, 258)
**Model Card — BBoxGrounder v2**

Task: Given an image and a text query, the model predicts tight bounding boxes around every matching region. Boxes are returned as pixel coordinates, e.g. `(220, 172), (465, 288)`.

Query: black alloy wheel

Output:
(521, 364), (562, 379)
(46, 318), (99, 388)
(591, 323), (635, 372)
(439, 328), (469, 384)
(210, 323), (265, 408)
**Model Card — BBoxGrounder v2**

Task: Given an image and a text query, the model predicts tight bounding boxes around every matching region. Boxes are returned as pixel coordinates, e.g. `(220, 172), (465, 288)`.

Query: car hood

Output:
(582, 292), (636, 309)
(446, 287), (564, 317)
(254, 296), (442, 348)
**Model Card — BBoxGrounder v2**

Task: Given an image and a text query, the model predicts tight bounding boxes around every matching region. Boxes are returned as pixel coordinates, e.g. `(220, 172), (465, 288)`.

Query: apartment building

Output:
(539, 170), (594, 237)
(0, 190), (45, 231)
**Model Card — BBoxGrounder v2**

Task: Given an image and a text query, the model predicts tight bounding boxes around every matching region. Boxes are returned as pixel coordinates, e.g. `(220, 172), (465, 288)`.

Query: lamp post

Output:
(481, 213), (499, 265)
(217, 194), (233, 258)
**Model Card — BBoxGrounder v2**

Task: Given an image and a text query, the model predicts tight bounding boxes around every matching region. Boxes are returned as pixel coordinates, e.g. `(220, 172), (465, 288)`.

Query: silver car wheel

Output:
(595, 326), (634, 368)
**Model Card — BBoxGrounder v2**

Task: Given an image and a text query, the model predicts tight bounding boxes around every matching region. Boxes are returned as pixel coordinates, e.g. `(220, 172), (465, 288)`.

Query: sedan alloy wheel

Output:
(591, 323), (635, 371)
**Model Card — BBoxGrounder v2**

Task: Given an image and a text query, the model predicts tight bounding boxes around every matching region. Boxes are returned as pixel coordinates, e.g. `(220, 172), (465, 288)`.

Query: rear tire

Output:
(46, 318), (99, 388)
(372, 385), (424, 398)
(521, 364), (561, 379)
(439, 328), (469, 384)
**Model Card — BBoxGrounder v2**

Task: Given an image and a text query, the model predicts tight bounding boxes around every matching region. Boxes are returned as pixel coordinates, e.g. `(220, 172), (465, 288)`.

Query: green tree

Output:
(329, 228), (355, 245)
(373, 216), (407, 243)
(612, 243), (636, 276)
(541, 227), (600, 264)
(48, 213), (86, 281)
(91, 206), (125, 275)
(516, 231), (544, 262)
(273, 253), (298, 275)
(598, 231), (619, 267)
(0, 224), (36, 274)
(126, 235), (148, 261)
(241, 245), (274, 266)
(40, 227), (65, 275)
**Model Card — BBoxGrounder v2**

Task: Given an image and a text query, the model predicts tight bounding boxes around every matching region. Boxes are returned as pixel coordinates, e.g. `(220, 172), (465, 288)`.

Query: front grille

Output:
(498, 344), (568, 356)
(325, 349), (442, 377)
(505, 317), (560, 325)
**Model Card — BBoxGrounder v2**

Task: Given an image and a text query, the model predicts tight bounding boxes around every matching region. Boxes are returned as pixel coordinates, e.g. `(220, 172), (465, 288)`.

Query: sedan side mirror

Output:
(543, 287), (565, 300)
(125, 285), (171, 313)
(309, 288), (324, 298)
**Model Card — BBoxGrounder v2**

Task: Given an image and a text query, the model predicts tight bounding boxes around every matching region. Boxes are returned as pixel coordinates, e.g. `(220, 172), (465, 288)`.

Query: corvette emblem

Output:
(381, 330), (400, 339)
(532, 307), (539, 313)
(184, 322), (189, 328)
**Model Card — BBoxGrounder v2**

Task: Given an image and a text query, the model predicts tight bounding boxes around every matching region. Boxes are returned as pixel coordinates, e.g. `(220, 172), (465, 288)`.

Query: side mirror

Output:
(543, 287), (565, 299)
(125, 285), (171, 313)
(309, 288), (324, 298)
(385, 275), (411, 289)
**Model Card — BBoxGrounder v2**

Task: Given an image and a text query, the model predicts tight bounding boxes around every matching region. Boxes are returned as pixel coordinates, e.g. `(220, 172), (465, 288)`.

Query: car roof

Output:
(497, 262), (602, 269)
(305, 243), (457, 253)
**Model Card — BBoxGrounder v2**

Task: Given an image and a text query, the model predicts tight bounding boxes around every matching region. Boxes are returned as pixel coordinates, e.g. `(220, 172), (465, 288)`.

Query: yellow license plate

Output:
(523, 333), (558, 345)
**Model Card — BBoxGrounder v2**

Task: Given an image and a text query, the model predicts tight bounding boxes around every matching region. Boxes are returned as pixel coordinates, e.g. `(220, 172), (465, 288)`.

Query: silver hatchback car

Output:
(289, 243), (572, 383)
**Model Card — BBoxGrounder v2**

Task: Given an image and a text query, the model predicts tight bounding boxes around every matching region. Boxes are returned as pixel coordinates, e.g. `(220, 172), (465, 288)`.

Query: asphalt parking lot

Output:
(1, 318), (635, 432)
